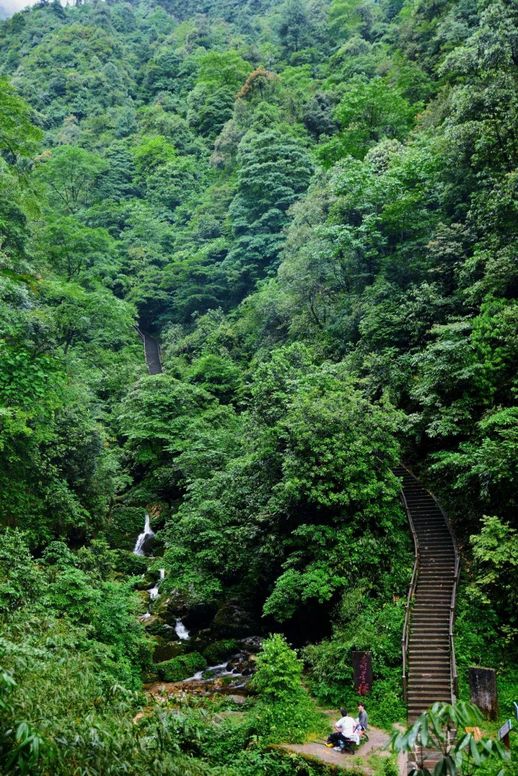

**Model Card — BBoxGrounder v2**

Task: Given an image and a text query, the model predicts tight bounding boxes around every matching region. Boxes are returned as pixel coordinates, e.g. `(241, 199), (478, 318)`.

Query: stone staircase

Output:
(396, 465), (459, 768)
(135, 326), (162, 375)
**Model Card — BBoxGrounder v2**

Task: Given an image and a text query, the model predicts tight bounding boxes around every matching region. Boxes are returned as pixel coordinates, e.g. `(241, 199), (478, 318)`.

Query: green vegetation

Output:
(0, 0), (516, 772)
(392, 702), (511, 776)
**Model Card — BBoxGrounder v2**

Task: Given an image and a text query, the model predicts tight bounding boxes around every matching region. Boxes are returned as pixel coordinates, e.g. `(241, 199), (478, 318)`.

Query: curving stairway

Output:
(396, 465), (460, 730)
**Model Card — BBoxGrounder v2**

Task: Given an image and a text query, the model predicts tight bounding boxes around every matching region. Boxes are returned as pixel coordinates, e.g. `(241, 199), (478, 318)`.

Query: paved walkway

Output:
(279, 726), (391, 773)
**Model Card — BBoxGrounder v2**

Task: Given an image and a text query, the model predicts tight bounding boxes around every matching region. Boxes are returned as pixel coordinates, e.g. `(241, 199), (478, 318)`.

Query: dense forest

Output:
(0, 0), (516, 773)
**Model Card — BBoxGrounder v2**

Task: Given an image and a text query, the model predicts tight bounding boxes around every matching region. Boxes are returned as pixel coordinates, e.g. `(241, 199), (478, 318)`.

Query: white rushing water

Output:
(133, 513), (154, 556)
(183, 662), (240, 682)
(175, 618), (190, 640)
(148, 568), (165, 601)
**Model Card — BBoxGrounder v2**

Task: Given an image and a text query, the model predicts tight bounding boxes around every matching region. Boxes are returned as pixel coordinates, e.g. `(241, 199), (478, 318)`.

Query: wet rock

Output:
(137, 590), (151, 611)
(153, 639), (187, 663)
(183, 602), (218, 631)
(202, 639), (239, 664)
(161, 591), (191, 620)
(140, 533), (157, 557)
(212, 602), (255, 638)
(140, 613), (159, 629)
(156, 652), (207, 682)
(134, 570), (157, 591)
(226, 651), (257, 676)
(239, 636), (263, 652)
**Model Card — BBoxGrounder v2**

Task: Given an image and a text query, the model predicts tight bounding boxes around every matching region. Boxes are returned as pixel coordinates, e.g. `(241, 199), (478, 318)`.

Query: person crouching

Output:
(325, 708), (358, 752)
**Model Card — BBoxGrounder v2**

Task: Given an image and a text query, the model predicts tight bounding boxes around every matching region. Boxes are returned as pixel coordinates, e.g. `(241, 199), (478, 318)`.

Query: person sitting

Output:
(356, 702), (368, 737)
(325, 708), (359, 752)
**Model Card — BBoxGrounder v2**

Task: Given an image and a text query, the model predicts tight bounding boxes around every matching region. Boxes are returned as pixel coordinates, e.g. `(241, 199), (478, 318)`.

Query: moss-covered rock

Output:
(153, 639), (187, 663)
(202, 639), (239, 665)
(106, 507), (148, 551)
(156, 652), (207, 682)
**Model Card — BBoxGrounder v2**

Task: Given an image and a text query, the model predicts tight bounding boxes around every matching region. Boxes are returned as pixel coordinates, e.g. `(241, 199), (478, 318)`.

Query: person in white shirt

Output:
(325, 708), (359, 751)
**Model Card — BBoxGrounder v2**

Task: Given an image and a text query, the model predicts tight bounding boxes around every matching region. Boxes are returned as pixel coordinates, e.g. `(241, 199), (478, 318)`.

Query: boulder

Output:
(212, 602), (255, 638)
(153, 639), (187, 663)
(227, 651), (257, 676)
(239, 636), (263, 652)
(156, 652), (207, 682)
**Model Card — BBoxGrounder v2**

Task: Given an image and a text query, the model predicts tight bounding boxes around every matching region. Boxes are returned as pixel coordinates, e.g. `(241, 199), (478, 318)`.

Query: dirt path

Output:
(279, 726), (392, 774)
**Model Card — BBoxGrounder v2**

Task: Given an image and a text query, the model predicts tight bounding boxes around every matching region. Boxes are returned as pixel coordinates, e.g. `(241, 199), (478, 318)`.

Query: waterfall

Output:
(133, 513), (155, 556)
(175, 618), (190, 640)
(148, 568), (165, 601)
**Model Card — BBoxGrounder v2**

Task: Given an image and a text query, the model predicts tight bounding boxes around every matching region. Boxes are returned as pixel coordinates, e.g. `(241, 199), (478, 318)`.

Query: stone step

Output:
(408, 676), (451, 685)
(408, 683), (451, 690)
(411, 609), (451, 616)
(415, 534), (450, 539)
(407, 693), (452, 703)
(407, 507), (443, 513)
(409, 673), (451, 681)
(412, 601), (452, 608)
(414, 590), (454, 597)
(415, 588), (454, 594)
(411, 622), (451, 629)
(415, 584), (455, 590)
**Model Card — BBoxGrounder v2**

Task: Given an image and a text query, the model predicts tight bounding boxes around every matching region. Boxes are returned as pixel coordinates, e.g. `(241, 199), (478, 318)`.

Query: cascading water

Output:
(183, 662), (242, 683)
(139, 568), (165, 621)
(133, 513), (154, 556)
(148, 568), (165, 601)
(175, 618), (190, 640)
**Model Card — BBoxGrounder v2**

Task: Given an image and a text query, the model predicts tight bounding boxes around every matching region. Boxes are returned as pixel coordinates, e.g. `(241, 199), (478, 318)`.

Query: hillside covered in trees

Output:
(0, 0), (516, 773)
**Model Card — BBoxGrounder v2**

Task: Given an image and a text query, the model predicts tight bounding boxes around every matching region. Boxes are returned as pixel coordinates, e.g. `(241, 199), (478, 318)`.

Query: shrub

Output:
(250, 634), (324, 743)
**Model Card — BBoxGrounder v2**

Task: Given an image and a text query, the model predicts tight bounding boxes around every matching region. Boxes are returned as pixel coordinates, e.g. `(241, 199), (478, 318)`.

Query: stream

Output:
(133, 514), (190, 639)
(131, 514), (255, 694)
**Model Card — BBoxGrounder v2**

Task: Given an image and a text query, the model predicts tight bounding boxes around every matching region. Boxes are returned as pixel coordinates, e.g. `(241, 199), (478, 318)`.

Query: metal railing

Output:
(399, 476), (420, 703)
(438, 502), (460, 702)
